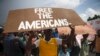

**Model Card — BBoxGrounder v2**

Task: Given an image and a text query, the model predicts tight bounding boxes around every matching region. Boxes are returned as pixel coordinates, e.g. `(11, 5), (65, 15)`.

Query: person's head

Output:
(13, 32), (19, 36)
(43, 29), (53, 41)
(83, 34), (89, 39)
(44, 29), (52, 36)
(7, 32), (14, 36)
(0, 28), (3, 34)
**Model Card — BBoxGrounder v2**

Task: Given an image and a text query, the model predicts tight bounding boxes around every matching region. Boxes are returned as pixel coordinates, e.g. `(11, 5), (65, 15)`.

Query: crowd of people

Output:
(0, 26), (100, 56)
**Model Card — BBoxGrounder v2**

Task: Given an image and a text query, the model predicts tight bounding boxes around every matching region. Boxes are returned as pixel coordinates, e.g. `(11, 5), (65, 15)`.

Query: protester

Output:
(60, 25), (80, 56)
(4, 33), (25, 56)
(87, 34), (96, 53)
(2, 25), (97, 56)
(31, 32), (39, 56)
(96, 30), (100, 56)
(25, 31), (39, 56)
(58, 25), (79, 56)
(3, 33), (15, 56)
(58, 34), (71, 56)
(31, 25), (74, 56)
(75, 35), (83, 48)
(0, 40), (4, 56)
(0, 33), (4, 56)
(24, 32), (30, 43)
(80, 34), (89, 56)
(10, 35), (25, 56)
(52, 28), (59, 38)
(32, 29), (62, 56)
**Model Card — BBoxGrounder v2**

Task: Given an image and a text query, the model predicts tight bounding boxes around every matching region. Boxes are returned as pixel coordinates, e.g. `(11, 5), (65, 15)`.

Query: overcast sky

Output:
(0, 0), (100, 25)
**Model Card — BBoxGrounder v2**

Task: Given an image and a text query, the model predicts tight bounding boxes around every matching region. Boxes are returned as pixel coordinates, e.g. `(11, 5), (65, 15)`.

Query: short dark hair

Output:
(44, 29), (52, 33)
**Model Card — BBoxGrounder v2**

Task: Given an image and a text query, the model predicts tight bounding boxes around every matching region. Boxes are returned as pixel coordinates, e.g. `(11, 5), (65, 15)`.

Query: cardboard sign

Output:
(4, 8), (85, 33)
(57, 27), (71, 35)
(75, 25), (96, 34)
(88, 19), (100, 30)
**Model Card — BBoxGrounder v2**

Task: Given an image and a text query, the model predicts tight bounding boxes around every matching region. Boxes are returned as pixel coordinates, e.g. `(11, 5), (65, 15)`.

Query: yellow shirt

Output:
(39, 38), (58, 56)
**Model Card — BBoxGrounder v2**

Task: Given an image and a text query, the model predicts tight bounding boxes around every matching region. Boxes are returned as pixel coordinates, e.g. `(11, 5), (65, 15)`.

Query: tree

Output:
(87, 17), (92, 21)
(87, 14), (100, 21)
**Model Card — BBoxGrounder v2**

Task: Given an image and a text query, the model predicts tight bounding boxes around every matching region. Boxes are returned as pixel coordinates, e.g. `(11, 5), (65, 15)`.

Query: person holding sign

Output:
(32, 25), (75, 56)
(32, 29), (61, 56)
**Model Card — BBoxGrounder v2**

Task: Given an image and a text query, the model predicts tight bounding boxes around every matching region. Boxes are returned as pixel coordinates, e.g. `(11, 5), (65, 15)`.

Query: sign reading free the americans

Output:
(4, 8), (86, 33)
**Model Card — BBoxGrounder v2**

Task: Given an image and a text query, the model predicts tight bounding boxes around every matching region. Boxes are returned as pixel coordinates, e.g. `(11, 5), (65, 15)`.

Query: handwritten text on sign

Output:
(18, 8), (70, 30)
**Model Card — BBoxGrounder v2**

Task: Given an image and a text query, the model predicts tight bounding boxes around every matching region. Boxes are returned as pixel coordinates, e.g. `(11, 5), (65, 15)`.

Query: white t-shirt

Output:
(76, 35), (83, 48)
(34, 38), (62, 47)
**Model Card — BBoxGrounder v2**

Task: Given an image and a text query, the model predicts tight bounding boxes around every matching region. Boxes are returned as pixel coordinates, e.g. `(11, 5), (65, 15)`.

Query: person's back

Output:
(39, 38), (58, 56)
(33, 29), (62, 56)
(10, 38), (25, 56)
(4, 34), (14, 56)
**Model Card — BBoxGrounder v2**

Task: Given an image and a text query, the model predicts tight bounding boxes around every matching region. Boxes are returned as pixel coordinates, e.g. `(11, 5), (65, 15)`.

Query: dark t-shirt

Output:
(10, 38), (25, 56)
